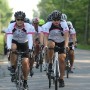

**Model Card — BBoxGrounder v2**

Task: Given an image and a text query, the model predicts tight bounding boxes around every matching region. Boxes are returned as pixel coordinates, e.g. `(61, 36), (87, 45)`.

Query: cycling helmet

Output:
(10, 20), (15, 23)
(32, 17), (39, 23)
(24, 18), (31, 24)
(39, 19), (45, 26)
(67, 21), (72, 26)
(51, 10), (62, 21)
(46, 14), (52, 21)
(61, 13), (67, 21)
(14, 11), (26, 19)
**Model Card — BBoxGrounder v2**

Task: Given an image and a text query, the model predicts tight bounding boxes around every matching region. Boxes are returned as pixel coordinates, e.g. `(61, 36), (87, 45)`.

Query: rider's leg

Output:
(10, 43), (17, 72)
(69, 42), (75, 72)
(58, 54), (66, 79)
(57, 41), (66, 87)
(22, 58), (30, 80)
(69, 50), (74, 70)
(43, 47), (49, 71)
(47, 40), (55, 70)
(20, 42), (30, 89)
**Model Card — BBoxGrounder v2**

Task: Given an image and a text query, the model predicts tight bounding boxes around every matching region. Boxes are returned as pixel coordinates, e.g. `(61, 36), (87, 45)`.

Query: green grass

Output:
(0, 34), (4, 54)
(77, 43), (90, 50)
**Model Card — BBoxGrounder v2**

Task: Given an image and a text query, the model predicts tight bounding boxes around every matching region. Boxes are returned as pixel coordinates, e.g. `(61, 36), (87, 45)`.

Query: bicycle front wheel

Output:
(55, 61), (58, 90)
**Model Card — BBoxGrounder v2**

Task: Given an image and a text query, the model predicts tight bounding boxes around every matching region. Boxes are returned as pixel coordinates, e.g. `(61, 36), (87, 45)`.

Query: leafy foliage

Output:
(0, 0), (12, 31)
(38, 0), (90, 44)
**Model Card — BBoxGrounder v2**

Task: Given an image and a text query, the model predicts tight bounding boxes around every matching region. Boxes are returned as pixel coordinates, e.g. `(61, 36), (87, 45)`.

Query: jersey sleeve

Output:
(61, 21), (69, 32)
(38, 26), (43, 33)
(25, 23), (34, 49)
(70, 28), (76, 34)
(6, 23), (15, 49)
(42, 22), (52, 34)
(25, 23), (35, 34)
(6, 23), (15, 34)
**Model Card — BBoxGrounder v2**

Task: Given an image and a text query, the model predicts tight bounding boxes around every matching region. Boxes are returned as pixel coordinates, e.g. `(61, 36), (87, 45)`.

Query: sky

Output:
(8, 0), (40, 19)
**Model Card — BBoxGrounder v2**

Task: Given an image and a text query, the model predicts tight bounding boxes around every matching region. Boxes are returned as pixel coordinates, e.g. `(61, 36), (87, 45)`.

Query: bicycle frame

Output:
(15, 52), (23, 90)
(53, 51), (60, 78)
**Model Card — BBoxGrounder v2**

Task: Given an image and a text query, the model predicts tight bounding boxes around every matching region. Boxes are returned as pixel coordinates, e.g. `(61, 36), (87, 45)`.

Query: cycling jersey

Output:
(42, 21), (69, 43)
(6, 22), (35, 49)
(67, 22), (76, 42)
(34, 26), (43, 40)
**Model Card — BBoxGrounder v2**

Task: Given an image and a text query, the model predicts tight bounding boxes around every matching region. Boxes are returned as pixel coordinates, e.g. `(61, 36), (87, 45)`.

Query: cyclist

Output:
(39, 19), (49, 71)
(6, 11), (35, 89)
(32, 17), (44, 68)
(42, 10), (69, 87)
(67, 21), (77, 73)
(61, 13), (77, 73)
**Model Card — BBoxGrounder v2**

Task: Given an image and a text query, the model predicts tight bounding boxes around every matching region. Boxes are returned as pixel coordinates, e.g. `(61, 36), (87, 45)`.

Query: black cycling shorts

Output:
(12, 39), (29, 58)
(69, 42), (73, 50)
(48, 39), (65, 54)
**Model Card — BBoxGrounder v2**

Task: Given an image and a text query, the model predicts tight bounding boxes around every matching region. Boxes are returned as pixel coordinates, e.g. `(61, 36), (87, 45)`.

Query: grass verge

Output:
(0, 34), (4, 55)
(77, 43), (90, 50)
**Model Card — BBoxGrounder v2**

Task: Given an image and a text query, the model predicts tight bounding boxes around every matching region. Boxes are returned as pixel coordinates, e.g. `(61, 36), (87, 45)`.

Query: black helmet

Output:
(46, 14), (52, 22)
(24, 18), (31, 24)
(14, 11), (26, 19)
(51, 10), (62, 21)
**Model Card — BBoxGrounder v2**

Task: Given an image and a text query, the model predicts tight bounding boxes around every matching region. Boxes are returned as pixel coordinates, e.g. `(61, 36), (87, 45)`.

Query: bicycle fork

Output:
(53, 52), (60, 78)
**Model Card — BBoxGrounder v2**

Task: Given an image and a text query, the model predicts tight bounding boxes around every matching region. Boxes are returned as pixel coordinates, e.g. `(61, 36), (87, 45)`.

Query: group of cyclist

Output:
(5, 10), (77, 89)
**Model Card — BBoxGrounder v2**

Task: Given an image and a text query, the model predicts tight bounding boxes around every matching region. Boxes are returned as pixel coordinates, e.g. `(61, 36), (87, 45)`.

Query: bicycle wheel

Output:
(48, 72), (51, 88)
(35, 55), (39, 69)
(39, 53), (43, 72)
(16, 66), (23, 90)
(55, 61), (58, 90)
(66, 60), (69, 78)
(66, 59), (70, 78)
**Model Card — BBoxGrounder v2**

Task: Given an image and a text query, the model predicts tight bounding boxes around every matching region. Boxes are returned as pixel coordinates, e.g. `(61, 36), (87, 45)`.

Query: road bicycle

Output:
(35, 45), (44, 72)
(65, 45), (75, 78)
(65, 48), (70, 78)
(12, 51), (29, 90)
(47, 46), (62, 90)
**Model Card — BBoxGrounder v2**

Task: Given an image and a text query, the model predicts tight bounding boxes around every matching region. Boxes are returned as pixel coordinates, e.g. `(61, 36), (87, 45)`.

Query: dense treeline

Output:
(0, 0), (12, 31)
(37, 0), (90, 44)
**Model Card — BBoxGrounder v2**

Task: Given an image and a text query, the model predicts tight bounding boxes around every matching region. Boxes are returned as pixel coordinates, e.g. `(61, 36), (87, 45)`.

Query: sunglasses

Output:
(53, 19), (60, 21)
(16, 19), (24, 21)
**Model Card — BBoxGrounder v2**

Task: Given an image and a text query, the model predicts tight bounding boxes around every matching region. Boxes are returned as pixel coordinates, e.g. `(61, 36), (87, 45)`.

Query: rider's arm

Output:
(61, 21), (69, 48)
(64, 31), (69, 48)
(70, 28), (76, 46)
(26, 24), (35, 49)
(38, 26), (44, 45)
(6, 24), (14, 49)
(42, 22), (51, 47)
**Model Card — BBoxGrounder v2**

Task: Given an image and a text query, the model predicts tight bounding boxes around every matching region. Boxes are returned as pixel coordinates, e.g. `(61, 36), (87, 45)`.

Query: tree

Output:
(0, 0), (12, 31)
(37, 0), (90, 44)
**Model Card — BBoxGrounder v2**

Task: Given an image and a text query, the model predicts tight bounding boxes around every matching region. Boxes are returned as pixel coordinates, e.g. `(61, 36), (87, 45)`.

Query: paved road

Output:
(0, 49), (90, 90)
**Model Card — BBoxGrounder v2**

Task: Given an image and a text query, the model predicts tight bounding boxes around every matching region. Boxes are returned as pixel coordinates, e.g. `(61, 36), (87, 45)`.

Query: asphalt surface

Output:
(0, 49), (90, 90)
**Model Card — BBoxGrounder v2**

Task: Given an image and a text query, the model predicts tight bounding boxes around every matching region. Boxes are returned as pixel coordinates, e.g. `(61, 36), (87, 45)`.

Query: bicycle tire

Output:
(66, 61), (69, 78)
(48, 72), (51, 88)
(39, 53), (43, 72)
(55, 61), (58, 90)
(16, 66), (23, 90)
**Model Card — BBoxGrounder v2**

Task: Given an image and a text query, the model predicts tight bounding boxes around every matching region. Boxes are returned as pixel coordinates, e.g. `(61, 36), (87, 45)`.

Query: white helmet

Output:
(67, 21), (72, 26)
(67, 21), (73, 28)
(61, 13), (67, 21)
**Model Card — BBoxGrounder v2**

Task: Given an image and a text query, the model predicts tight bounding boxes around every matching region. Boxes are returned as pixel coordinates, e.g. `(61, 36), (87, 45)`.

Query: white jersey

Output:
(34, 26), (43, 39)
(67, 21), (76, 42)
(42, 21), (69, 43)
(6, 22), (35, 49)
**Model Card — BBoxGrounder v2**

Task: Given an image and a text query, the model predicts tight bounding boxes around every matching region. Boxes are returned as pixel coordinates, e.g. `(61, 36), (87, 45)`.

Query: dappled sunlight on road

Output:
(75, 60), (90, 63)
